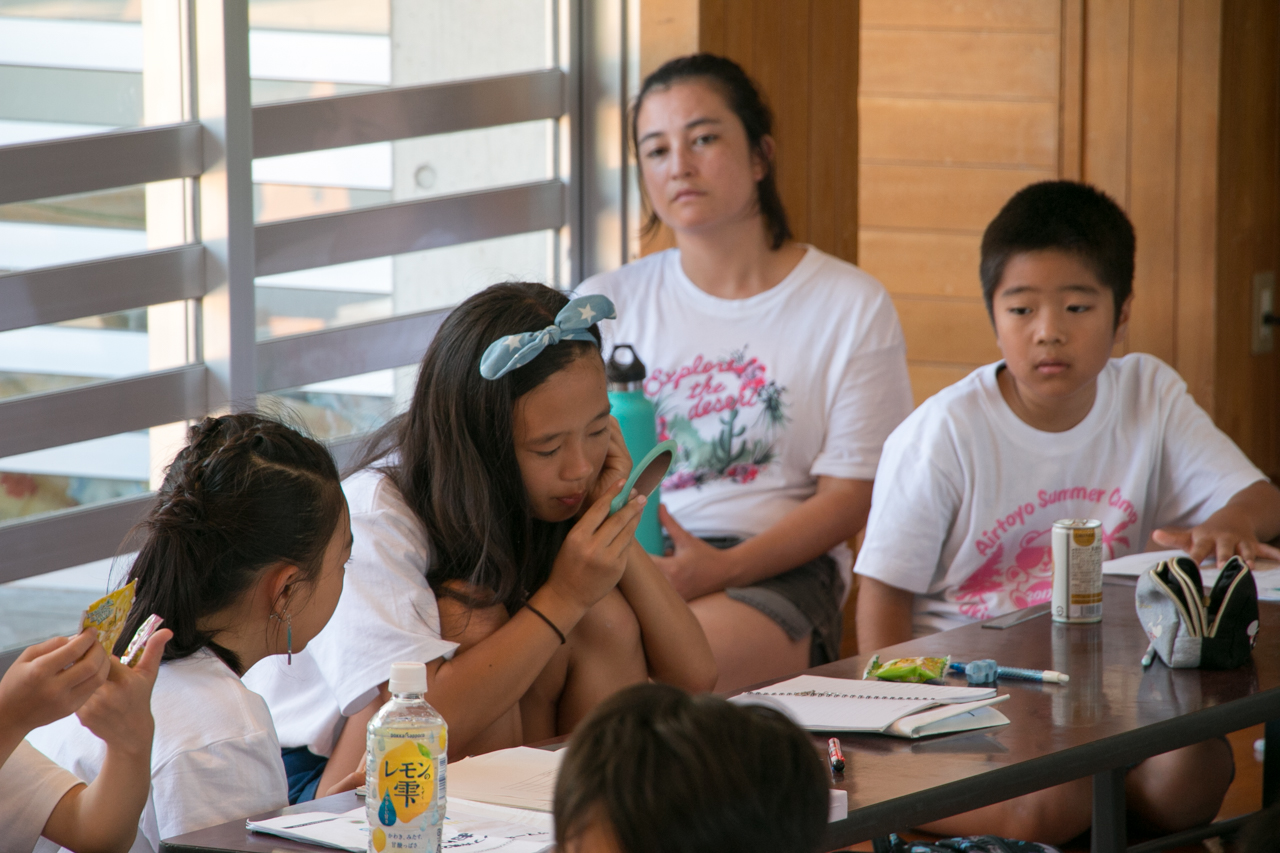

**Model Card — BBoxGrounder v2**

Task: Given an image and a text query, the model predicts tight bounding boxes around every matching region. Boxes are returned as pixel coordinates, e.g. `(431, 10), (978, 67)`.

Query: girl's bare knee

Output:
(569, 589), (643, 660)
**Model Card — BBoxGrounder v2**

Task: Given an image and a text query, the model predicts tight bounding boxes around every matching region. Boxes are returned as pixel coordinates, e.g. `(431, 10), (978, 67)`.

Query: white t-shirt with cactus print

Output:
(577, 246), (913, 595)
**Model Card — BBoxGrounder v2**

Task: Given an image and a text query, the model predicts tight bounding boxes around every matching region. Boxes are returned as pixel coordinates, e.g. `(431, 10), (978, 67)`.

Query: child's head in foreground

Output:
(979, 181), (1137, 423)
(553, 683), (829, 853)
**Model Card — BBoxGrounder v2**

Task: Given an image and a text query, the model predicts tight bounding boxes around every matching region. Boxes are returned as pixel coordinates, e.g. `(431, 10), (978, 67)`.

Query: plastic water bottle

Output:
(366, 662), (446, 852)
(606, 344), (663, 554)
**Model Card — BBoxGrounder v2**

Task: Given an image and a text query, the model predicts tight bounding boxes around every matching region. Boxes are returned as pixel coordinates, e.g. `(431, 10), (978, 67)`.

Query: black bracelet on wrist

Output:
(525, 602), (566, 644)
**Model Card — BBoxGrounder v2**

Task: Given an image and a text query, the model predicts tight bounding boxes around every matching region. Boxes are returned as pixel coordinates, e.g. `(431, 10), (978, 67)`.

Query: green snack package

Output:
(863, 654), (951, 683)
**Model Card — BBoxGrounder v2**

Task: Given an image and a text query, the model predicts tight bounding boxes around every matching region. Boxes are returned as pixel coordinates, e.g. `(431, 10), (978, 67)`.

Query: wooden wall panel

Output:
(861, 0), (1060, 30)
(859, 98), (1058, 167)
(908, 363), (982, 407)
(860, 31), (1060, 99)
(1213, 0), (1279, 475)
(859, 3), (1061, 404)
(858, 231), (983, 300)
(1125, 0), (1181, 365)
(861, 164), (1056, 232)
(896, 299), (1003, 365)
(696, 0), (860, 263)
(1081, 0), (1130, 206)
(1174, 0), (1222, 411)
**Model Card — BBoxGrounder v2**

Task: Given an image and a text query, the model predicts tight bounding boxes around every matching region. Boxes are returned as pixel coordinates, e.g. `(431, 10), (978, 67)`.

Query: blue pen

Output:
(949, 661), (1070, 684)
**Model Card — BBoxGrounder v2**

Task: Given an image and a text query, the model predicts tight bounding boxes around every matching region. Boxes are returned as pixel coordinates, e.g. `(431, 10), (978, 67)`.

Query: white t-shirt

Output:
(855, 354), (1269, 634)
(578, 246), (913, 593)
(244, 466), (459, 758)
(28, 649), (288, 852)
(1, 740), (81, 853)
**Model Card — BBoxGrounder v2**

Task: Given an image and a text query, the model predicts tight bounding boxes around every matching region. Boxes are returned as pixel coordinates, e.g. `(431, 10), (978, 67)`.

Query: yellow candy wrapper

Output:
(79, 581), (136, 656)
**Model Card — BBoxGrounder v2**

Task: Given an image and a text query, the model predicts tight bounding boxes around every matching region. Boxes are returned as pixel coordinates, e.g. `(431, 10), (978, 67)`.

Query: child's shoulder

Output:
(342, 463), (410, 516)
(882, 365), (995, 457)
(151, 651), (276, 757)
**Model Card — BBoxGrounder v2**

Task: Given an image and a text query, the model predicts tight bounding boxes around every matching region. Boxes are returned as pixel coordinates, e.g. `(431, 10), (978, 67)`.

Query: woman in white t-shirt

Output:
(29, 414), (354, 851)
(249, 283), (715, 801)
(576, 54), (913, 690)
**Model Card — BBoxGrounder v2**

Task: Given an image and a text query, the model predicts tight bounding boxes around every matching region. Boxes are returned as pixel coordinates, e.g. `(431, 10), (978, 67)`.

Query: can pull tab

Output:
(606, 344), (647, 385)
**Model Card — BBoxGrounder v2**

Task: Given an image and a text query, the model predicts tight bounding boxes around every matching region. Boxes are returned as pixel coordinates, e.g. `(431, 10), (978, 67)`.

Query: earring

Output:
(271, 610), (293, 665)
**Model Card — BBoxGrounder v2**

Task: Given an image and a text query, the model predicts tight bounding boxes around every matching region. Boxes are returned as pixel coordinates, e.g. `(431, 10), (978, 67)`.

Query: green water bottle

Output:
(606, 345), (663, 554)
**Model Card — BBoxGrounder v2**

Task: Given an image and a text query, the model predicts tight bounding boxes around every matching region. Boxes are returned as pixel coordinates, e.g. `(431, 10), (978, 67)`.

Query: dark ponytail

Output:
(113, 413), (343, 674)
(631, 53), (793, 250)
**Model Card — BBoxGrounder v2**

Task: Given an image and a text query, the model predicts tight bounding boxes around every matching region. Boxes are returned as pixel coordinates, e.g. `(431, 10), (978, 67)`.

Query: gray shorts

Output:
(666, 535), (843, 666)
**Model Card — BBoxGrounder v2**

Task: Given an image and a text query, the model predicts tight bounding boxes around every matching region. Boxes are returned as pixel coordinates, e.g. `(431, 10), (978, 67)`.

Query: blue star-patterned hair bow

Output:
(479, 293), (616, 380)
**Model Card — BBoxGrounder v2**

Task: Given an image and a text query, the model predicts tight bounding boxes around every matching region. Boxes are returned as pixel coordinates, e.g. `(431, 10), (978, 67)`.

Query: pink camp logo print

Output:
(953, 488), (1138, 620)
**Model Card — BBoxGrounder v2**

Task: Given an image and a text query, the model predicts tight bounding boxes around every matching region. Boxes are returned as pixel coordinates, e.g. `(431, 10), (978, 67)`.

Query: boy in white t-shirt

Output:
(855, 181), (1280, 844)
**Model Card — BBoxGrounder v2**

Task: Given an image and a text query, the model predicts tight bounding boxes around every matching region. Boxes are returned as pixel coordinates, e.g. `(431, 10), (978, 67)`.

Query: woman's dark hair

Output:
(352, 282), (604, 614)
(980, 180), (1135, 327)
(554, 683), (829, 853)
(113, 413), (344, 675)
(632, 53), (793, 250)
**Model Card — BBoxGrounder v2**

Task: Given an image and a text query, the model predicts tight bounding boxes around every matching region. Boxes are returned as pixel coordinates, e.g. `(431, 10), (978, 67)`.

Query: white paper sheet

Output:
(447, 747), (564, 812)
(1103, 550), (1280, 600)
(248, 805), (552, 853)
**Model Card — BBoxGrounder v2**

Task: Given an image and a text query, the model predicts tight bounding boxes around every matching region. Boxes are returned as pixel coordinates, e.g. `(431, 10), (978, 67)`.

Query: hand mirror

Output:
(610, 439), (677, 515)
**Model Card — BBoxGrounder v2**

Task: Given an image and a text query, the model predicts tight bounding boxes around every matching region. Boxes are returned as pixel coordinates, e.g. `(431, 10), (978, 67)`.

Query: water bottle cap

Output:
(389, 661), (427, 694)
(606, 344), (646, 383)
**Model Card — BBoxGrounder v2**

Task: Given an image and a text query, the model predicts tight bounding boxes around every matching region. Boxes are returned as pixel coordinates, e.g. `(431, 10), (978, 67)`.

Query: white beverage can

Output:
(1051, 519), (1103, 623)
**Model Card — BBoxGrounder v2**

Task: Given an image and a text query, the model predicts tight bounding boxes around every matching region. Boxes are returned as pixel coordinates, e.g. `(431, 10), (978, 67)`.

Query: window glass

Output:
(0, 420), (186, 525)
(0, 554), (135, 656)
(259, 368), (404, 445)
(256, 229), (557, 340)
(253, 120), (555, 223)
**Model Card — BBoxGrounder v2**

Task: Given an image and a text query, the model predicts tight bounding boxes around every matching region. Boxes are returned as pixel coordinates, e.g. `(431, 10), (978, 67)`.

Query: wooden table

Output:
(815, 579), (1280, 853)
(162, 579), (1280, 853)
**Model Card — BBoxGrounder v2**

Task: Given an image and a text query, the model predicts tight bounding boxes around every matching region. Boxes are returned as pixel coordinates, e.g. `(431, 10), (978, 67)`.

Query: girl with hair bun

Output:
(577, 54), (914, 690)
(29, 413), (354, 851)
(248, 281), (715, 802)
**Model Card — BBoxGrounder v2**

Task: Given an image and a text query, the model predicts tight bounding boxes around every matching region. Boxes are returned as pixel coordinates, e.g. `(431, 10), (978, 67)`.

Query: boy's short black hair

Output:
(980, 180), (1135, 326)
(554, 683), (829, 853)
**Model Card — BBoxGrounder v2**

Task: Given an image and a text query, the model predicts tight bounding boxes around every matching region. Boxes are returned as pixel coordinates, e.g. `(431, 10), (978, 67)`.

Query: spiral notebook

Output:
(730, 674), (1010, 737)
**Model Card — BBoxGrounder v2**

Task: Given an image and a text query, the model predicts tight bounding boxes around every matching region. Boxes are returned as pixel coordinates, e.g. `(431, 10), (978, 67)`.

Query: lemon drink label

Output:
(368, 729), (446, 852)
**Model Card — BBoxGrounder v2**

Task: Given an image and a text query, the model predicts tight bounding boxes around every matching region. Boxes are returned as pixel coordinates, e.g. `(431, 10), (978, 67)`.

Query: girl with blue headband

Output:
(247, 282), (715, 800)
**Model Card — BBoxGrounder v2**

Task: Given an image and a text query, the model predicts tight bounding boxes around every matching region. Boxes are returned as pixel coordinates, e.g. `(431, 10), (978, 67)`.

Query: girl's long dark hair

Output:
(114, 413), (344, 675)
(352, 282), (603, 614)
(631, 53), (793, 250)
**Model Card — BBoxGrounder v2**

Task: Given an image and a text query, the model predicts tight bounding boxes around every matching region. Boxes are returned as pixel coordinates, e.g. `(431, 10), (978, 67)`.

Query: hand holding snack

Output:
(77, 625), (171, 758)
(0, 629), (109, 736)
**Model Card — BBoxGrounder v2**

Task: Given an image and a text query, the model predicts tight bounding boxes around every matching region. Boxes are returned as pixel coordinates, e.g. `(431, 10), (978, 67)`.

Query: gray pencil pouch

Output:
(1135, 556), (1259, 669)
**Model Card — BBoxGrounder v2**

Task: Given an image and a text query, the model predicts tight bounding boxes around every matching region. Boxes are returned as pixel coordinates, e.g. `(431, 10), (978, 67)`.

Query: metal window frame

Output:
(0, 245), (205, 333)
(0, 122), (204, 206)
(0, 0), (630, 641)
(252, 69), (567, 159)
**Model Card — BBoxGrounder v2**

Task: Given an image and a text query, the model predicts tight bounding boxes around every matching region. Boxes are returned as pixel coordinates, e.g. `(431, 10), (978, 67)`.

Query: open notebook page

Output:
(739, 675), (996, 733)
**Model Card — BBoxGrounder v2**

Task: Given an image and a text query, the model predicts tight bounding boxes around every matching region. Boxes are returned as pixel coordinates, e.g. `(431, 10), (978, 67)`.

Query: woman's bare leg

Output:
(688, 593), (809, 693)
